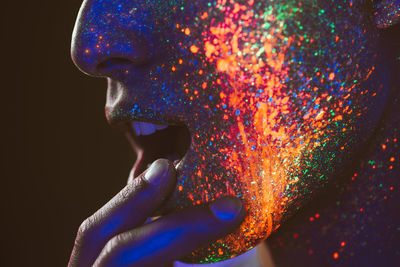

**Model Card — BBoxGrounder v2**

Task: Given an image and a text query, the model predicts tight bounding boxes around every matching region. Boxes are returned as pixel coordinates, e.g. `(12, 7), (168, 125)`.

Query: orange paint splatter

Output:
(333, 252), (339, 259)
(217, 59), (230, 72)
(184, 0), (366, 261)
(201, 12), (208, 19)
(190, 45), (199, 53)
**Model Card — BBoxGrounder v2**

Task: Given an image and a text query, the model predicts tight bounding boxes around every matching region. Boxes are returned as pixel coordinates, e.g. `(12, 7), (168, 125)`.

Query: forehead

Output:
(85, 0), (373, 21)
(81, 0), (375, 62)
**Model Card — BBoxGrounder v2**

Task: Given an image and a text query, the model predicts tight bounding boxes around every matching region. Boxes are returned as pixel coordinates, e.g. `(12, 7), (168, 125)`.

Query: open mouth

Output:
(125, 121), (191, 180)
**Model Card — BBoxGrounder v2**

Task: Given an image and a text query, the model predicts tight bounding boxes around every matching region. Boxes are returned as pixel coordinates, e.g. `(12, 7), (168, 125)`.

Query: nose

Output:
(71, 0), (151, 77)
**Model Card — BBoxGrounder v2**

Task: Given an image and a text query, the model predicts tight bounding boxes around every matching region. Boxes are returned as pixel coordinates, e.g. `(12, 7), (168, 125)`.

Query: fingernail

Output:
(143, 159), (169, 185)
(210, 197), (243, 221)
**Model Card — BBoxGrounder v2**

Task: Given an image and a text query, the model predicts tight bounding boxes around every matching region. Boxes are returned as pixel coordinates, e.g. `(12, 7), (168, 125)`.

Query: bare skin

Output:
(68, 159), (245, 267)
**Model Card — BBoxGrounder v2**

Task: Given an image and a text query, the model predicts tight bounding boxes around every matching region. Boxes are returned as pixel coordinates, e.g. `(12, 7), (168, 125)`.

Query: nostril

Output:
(97, 57), (133, 73)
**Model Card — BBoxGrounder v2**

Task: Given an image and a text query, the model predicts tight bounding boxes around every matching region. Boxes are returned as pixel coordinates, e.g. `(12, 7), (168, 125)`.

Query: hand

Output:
(68, 159), (245, 267)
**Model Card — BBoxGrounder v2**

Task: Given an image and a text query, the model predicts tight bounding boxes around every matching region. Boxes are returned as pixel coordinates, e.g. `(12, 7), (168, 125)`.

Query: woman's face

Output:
(72, 0), (388, 263)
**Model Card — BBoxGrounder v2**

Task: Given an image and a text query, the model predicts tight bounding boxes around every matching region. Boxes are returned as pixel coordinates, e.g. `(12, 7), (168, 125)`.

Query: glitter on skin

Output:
(179, 0), (385, 262)
(267, 95), (399, 265)
(71, 0), (390, 263)
(374, 0), (400, 29)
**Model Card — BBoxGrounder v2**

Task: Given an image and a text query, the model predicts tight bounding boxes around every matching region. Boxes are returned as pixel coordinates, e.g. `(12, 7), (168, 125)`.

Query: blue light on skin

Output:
(71, 0), (394, 263)
(100, 216), (124, 238)
(118, 227), (185, 266)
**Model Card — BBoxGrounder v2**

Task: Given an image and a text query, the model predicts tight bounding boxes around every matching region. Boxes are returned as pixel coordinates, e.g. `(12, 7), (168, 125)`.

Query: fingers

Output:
(93, 196), (245, 267)
(68, 159), (177, 267)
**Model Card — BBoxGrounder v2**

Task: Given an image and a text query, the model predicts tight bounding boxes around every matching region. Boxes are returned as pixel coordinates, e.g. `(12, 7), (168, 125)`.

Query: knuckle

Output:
(74, 213), (103, 250)
(120, 183), (133, 199)
(78, 218), (91, 236)
(72, 220), (91, 251)
(120, 177), (142, 199)
(94, 235), (125, 267)
(77, 215), (97, 239)
(104, 234), (124, 255)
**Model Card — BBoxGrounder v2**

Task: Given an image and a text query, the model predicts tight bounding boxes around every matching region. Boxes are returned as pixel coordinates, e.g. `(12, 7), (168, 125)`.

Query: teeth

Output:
(154, 124), (169, 130)
(147, 159), (181, 170)
(132, 121), (168, 136)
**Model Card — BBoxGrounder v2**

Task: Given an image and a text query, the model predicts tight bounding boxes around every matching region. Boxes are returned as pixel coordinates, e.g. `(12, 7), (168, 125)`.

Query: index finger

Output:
(94, 196), (245, 267)
(68, 159), (177, 267)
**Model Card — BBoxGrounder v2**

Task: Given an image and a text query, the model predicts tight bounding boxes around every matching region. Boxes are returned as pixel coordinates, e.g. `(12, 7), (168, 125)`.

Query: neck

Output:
(266, 73), (400, 265)
(174, 244), (275, 267)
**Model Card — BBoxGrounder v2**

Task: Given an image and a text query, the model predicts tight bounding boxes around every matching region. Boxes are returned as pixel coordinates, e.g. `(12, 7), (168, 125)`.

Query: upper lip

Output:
(103, 77), (191, 180)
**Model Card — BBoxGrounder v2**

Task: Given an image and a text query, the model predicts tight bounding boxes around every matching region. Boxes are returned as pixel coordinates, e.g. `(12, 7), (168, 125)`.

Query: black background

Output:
(1, 1), (399, 266)
(1, 1), (135, 265)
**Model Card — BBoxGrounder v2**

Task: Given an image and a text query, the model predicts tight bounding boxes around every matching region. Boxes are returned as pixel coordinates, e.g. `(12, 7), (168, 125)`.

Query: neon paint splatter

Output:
(71, 0), (391, 263)
(267, 92), (399, 266)
(177, 0), (385, 262)
(374, 0), (400, 29)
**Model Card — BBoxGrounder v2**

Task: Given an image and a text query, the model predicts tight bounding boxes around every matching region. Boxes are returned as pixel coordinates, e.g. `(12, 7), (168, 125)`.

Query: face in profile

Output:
(72, 0), (389, 263)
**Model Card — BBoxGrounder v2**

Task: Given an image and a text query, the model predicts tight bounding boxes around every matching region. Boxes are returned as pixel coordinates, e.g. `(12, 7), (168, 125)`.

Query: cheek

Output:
(161, 0), (386, 263)
(173, 0), (379, 123)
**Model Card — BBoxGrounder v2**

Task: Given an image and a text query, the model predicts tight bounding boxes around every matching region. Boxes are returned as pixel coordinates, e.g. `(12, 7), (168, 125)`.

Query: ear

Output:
(374, 0), (400, 29)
